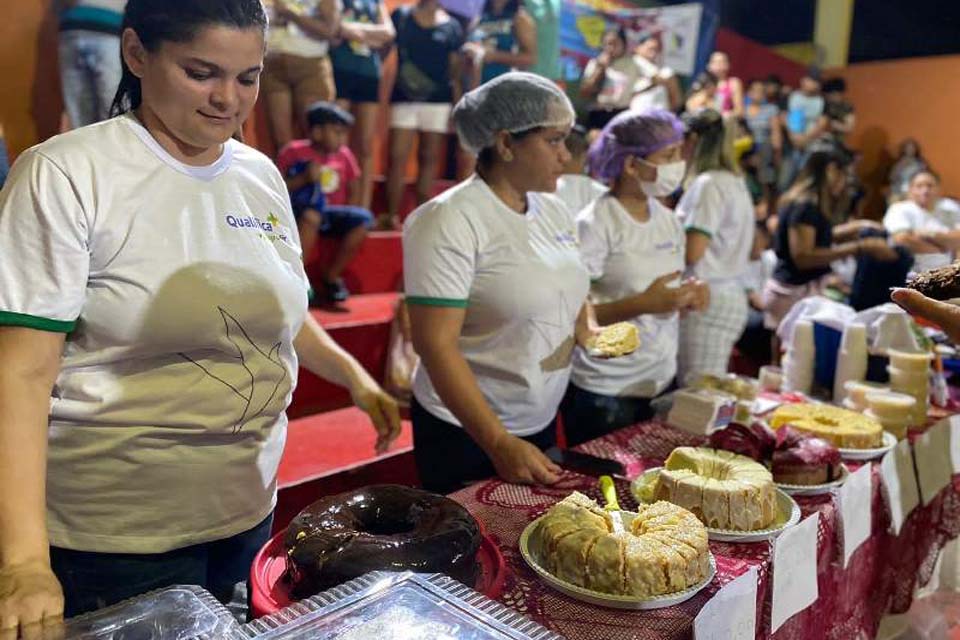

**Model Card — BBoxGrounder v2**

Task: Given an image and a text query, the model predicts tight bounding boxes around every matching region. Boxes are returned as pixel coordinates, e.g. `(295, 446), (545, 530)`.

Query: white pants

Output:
(390, 102), (452, 134)
(677, 283), (749, 386)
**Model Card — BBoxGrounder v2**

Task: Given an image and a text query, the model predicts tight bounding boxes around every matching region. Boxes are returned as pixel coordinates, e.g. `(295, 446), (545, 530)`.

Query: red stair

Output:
(306, 231), (403, 297)
(288, 292), (401, 417)
(275, 406), (417, 532)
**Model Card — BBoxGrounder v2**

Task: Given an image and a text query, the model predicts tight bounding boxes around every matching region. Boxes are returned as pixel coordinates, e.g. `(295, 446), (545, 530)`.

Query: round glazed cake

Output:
(770, 403), (883, 448)
(529, 492), (710, 597)
(283, 485), (481, 598)
(654, 447), (777, 531)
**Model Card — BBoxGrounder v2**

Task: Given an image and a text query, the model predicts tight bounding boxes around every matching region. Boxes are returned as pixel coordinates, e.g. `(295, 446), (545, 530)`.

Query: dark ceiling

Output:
(715, 0), (960, 63)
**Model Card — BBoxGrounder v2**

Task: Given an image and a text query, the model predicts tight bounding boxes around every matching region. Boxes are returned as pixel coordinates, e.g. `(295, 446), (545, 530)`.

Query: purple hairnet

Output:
(587, 108), (685, 181)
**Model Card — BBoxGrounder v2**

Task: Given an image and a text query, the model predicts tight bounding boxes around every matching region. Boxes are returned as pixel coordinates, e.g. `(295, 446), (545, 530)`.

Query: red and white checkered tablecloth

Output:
(450, 415), (960, 639)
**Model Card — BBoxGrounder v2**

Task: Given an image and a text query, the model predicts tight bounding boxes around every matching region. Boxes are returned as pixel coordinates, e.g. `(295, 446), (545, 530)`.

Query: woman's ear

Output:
(624, 156), (656, 182)
(121, 28), (148, 79)
(494, 130), (514, 163)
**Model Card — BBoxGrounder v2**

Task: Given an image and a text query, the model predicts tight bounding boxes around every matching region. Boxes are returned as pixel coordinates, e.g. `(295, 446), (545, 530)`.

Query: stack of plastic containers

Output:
(887, 349), (933, 428)
(782, 320), (815, 394)
(864, 390), (918, 440)
(832, 322), (868, 402)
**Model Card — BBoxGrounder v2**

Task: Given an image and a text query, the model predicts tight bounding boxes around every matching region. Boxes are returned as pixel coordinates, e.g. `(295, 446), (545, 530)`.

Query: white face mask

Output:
(638, 160), (687, 197)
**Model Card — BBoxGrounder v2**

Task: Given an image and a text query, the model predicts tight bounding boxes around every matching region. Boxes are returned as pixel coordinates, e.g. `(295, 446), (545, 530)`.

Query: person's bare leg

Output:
(416, 131), (444, 205)
(297, 208), (322, 267)
(264, 90), (295, 150)
(384, 127), (416, 229)
(324, 224), (368, 283)
(352, 102), (380, 210)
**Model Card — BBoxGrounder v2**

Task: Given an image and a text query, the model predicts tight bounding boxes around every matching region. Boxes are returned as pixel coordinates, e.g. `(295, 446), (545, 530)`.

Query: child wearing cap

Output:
(277, 101), (374, 303)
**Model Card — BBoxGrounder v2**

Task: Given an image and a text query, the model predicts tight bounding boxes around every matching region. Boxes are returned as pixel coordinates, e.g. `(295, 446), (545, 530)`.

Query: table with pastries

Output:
(450, 406), (960, 640)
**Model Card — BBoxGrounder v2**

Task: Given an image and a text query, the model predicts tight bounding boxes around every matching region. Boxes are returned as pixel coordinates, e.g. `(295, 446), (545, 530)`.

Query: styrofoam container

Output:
(887, 349), (933, 372)
(759, 365), (783, 392)
(887, 366), (929, 392)
(844, 380), (888, 409)
(865, 390), (917, 420)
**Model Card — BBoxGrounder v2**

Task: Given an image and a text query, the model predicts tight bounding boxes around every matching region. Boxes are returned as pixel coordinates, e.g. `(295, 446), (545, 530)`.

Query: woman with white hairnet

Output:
(562, 109), (708, 445)
(403, 72), (594, 493)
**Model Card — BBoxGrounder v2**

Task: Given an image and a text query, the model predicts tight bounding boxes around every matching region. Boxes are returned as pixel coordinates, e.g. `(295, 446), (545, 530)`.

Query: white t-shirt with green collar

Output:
(0, 114), (309, 553)
(403, 176), (590, 437)
(571, 194), (685, 398)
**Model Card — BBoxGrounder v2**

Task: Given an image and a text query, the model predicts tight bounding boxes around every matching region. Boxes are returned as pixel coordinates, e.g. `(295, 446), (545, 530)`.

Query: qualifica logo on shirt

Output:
(225, 212), (293, 247)
(655, 240), (680, 254)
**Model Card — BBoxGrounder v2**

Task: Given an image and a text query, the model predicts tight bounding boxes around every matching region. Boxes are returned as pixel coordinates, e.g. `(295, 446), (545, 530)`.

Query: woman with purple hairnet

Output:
(561, 108), (709, 444)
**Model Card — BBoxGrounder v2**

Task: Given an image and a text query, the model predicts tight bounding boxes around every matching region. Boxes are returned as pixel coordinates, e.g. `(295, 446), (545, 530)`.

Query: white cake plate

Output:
(631, 468), (802, 542)
(776, 462), (850, 496)
(518, 514), (716, 610)
(838, 431), (897, 461)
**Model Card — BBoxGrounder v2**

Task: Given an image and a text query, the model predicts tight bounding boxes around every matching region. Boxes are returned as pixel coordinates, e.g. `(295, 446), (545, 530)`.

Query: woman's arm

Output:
(832, 219), (883, 242)
(592, 272), (696, 325)
(729, 77), (745, 118)
(338, 2), (396, 48)
(579, 57), (608, 98)
(787, 223), (862, 270)
(276, 0), (342, 41)
(0, 327), (67, 634)
(483, 9), (537, 69)
(684, 229), (710, 266)
(294, 315), (401, 452)
(449, 50), (464, 105)
(408, 305), (561, 485)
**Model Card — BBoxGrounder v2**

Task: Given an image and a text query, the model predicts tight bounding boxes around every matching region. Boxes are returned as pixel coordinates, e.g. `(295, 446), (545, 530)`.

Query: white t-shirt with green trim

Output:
(571, 195), (685, 398)
(403, 176), (590, 437)
(676, 170), (754, 283)
(554, 174), (608, 218)
(0, 115), (309, 553)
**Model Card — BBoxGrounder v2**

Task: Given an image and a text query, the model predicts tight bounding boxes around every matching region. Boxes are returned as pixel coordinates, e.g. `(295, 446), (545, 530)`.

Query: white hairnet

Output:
(452, 71), (575, 156)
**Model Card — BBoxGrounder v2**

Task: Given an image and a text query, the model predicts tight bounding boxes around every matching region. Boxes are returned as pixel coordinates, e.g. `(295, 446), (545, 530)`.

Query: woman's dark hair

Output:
(689, 71), (718, 93)
(684, 108), (738, 176)
(782, 146), (852, 220)
(110, 0), (267, 116)
(477, 126), (542, 169)
(603, 25), (628, 49)
(909, 167), (940, 184)
(483, 0), (520, 16)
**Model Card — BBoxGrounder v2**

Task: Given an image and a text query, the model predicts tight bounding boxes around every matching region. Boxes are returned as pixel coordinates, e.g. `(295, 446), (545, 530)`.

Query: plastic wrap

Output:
(64, 585), (240, 640)
(240, 571), (562, 640)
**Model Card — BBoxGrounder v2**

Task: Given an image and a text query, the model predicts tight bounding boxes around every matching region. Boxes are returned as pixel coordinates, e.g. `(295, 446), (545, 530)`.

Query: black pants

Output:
(559, 383), (655, 448)
(411, 398), (556, 494)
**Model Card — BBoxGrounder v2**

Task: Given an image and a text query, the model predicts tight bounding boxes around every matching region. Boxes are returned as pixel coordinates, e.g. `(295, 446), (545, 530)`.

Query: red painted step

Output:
(369, 176), (457, 223)
(289, 293), (400, 417)
(306, 231), (403, 296)
(275, 406), (417, 532)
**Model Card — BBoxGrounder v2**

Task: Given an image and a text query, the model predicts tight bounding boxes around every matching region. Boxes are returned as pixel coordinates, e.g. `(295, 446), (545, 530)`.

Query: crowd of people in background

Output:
(36, 0), (960, 338)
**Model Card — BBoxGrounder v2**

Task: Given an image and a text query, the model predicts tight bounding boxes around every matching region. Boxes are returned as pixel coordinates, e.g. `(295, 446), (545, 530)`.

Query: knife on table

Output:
(544, 446), (628, 479)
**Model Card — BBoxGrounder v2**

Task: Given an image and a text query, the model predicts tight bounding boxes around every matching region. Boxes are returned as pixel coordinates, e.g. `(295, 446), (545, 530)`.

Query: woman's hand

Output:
(681, 278), (711, 312)
(638, 271), (693, 314)
(574, 301), (601, 349)
(892, 288), (960, 344)
(349, 378), (402, 454)
(0, 560), (64, 640)
(487, 434), (561, 485)
(273, 0), (296, 20)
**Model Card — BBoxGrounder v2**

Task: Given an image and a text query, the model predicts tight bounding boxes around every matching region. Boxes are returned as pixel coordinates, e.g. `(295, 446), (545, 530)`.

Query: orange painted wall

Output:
(838, 55), (960, 214)
(0, 0), (63, 159)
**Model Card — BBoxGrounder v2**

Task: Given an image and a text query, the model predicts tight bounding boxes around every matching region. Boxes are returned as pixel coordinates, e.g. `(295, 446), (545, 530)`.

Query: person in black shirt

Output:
(762, 148), (897, 349)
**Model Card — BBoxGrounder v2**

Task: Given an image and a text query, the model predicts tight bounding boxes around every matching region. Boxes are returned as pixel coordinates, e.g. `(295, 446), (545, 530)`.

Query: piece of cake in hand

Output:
(907, 262), (960, 301)
(587, 322), (640, 358)
(772, 427), (841, 485)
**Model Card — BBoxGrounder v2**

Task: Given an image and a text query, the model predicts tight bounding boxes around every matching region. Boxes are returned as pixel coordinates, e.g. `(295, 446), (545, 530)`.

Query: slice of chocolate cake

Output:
(908, 262), (960, 300)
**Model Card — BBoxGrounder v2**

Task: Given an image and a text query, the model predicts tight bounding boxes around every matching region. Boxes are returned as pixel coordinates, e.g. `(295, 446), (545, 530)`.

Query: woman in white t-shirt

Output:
(676, 110), (755, 384)
(580, 26), (642, 131)
(883, 169), (960, 273)
(0, 0), (400, 628)
(404, 72), (596, 493)
(563, 109), (708, 445)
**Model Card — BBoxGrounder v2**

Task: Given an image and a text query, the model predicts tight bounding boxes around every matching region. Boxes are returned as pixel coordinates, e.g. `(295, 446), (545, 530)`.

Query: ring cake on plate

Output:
(653, 447), (777, 531)
(770, 403), (883, 449)
(529, 492), (709, 597)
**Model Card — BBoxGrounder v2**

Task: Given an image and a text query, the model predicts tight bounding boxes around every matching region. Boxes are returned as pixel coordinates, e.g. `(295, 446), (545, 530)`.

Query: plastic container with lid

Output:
(63, 585), (241, 640)
(844, 380), (889, 410)
(887, 349), (933, 372)
(865, 390), (917, 421)
(864, 409), (910, 440)
(887, 366), (929, 393)
(239, 571), (562, 640)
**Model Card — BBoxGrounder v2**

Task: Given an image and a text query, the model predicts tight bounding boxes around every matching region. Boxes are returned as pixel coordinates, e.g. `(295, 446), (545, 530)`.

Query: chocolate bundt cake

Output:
(284, 485), (481, 597)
